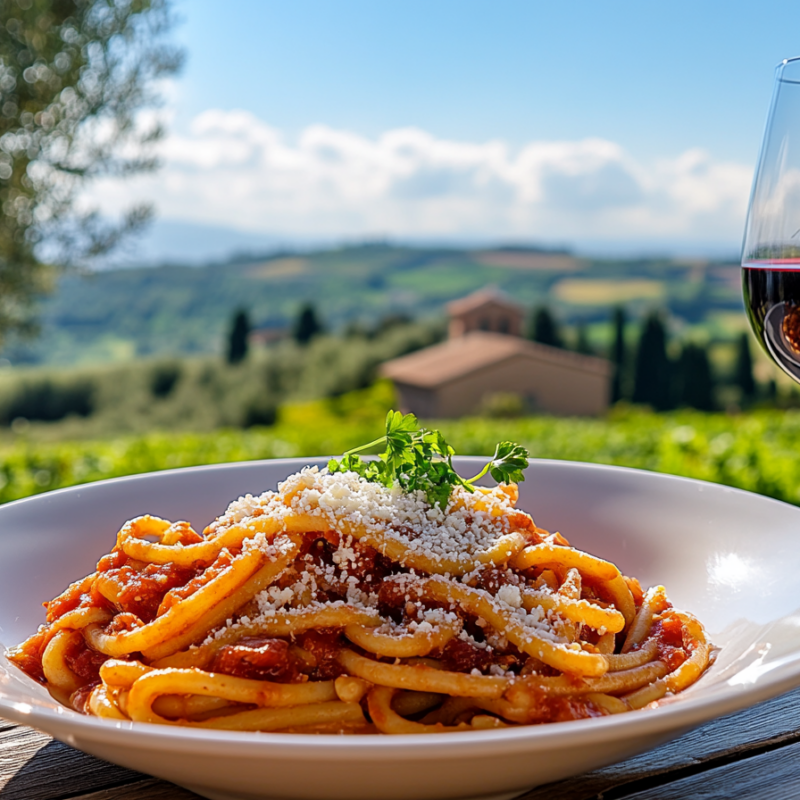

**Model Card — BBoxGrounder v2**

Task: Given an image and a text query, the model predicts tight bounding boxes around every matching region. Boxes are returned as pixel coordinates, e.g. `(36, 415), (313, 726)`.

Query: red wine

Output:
(742, 262), (800, 381)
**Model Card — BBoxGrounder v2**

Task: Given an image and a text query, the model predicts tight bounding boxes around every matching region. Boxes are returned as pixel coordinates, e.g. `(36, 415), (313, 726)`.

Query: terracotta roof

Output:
(380, 331), (611, 389)
(446, 287), (524, 317)
(249, 326), (288, 344)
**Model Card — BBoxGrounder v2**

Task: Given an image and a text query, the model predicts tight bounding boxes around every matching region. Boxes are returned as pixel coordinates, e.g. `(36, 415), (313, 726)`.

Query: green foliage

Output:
(227, 309), (250, 364)
(574, 322), (594, 355)
(0, 370), (94, 422)
(0, 319), (442, 435)
(0, 0), (182, 340)
(149, 359), (182, 398)
(239, 387), (277, 428)
(528, 306), (563, 348)
(632, 311), (672, 410)
(735, 332), (757, 401)
(328, 410), (529, 509)
(372, 312), (413, 337)
(610, 306), (627, 403)
(676, 342), (716, 411)
(293, 303), (324, 345)
(480, 392), (526, 419)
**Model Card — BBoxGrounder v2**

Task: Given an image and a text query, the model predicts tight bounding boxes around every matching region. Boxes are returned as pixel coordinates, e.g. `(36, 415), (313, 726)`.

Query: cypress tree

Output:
(293, 303), (324, 345)
(767, 379), (778, 403)
(528, 307), (563, 348)
(677, 342), (715, 411)
(575, 323), (594, 355)
(610, 307), (626, 402)
(632, 311), (672, 410)
(226, 309), (251, 364)
(734, 332), (757, 402)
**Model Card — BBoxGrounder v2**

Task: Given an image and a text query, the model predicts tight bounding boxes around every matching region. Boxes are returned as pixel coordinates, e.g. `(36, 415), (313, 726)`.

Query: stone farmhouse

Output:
(380, 288), (611, 417)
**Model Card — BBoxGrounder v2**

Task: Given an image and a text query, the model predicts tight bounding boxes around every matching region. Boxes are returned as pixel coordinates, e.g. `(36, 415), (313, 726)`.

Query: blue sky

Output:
(93, 0), (800, 262)
(173, 0), (794, 162)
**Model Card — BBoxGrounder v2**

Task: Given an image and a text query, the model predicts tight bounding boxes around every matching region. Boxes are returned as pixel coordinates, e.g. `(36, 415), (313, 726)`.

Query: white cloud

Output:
(84, 109), (753, 246)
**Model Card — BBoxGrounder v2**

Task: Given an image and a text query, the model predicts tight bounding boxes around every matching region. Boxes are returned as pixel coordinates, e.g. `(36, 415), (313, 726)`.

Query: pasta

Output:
(8, 464), (712, 734)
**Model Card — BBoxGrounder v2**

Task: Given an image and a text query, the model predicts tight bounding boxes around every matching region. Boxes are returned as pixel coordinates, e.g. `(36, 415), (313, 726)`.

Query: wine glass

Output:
(742, 56), (800, 381)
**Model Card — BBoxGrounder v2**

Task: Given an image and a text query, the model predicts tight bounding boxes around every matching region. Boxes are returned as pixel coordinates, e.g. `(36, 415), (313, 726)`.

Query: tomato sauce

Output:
(45, 575), (97, 622)
(651, 613), (689, 671)
(95, 561), (199, 622)
(158, 550), (233, 613)
(440, 639), (492, 673)
(469, 567), (521, 594)
(211, 637), (305, 683)
(9, 632), (47, 682)
(297, 629), (346, 680)
(64, 636), (108, 682)
(527, 694), (607, 723)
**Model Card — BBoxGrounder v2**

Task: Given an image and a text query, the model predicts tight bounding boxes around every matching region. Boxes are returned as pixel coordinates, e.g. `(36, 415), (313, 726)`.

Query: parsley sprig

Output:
(328, 411), (530, 509)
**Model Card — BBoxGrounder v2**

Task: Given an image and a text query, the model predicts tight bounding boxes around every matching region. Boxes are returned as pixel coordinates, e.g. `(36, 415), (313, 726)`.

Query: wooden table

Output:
(3, 687), (800, 800)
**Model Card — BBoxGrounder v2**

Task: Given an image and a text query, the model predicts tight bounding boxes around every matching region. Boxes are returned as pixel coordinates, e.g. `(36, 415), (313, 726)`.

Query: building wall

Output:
(448, 302), (523, 339)
(394, 382), (440, 418)
(430, 355), (609, 417)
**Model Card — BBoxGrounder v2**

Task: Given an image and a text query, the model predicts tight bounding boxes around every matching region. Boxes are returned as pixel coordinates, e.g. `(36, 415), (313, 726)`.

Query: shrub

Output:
(0, 317), (443, 436)
(480, 392), (526, 418)
(0, 374), (95, 423)
(150, 360), (182, 398)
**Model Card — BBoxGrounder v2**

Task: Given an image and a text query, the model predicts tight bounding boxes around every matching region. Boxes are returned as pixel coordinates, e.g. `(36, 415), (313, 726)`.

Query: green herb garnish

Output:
(328, 411), (530, 509)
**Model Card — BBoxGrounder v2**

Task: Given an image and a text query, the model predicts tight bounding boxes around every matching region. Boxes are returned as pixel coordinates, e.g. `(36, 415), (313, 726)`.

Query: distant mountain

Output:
(2, 243), (743, 366)
(98, 219), (316, 268)
(97, 218), (740, 268)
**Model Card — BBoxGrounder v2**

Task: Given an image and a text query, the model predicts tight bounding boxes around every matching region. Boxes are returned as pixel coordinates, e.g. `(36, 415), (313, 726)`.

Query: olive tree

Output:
(0, 0), (182, 340)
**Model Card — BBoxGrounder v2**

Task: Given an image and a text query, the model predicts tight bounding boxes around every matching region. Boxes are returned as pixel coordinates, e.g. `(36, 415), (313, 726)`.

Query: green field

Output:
(554, 278), (666, 305)
(2, 388), (799, 508)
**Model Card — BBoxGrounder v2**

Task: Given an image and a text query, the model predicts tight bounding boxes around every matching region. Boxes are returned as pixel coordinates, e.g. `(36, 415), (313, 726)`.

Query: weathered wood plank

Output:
(621, 740), (800, 800)
(68, 777), (202, 799)
(519, 686), (800, 799)
(0, 723), (194, 800)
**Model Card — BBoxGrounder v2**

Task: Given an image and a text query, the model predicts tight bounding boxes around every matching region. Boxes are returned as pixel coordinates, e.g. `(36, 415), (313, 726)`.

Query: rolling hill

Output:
(1, 244), (743, 366)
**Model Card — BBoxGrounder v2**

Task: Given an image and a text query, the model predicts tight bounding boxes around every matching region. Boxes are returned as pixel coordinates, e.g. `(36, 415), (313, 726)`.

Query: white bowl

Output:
(2, 458), (800, 800)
